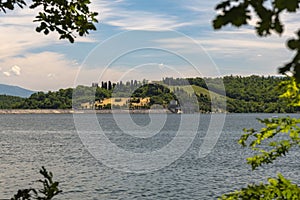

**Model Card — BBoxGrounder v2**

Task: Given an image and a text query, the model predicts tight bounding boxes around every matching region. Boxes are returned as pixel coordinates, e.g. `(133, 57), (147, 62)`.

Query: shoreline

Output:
(0, 109), (173, 114)
(0, 109), (295, 115)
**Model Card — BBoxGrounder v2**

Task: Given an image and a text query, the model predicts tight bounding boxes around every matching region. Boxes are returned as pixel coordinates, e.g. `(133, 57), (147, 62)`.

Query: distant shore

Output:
(0, 109), (173, 114)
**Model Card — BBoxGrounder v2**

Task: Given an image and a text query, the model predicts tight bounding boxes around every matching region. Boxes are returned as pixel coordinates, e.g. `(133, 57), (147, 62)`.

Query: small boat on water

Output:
(177, 109), (183, 114)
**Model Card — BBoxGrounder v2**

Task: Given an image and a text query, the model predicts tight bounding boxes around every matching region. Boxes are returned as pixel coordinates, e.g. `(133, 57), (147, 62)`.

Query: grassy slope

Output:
(154, 80), (226, 100)
(167, 85), (227, 101)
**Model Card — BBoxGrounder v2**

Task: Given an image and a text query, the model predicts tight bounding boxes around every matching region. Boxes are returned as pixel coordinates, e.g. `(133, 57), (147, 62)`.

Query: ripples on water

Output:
(0, 113), (299, 199)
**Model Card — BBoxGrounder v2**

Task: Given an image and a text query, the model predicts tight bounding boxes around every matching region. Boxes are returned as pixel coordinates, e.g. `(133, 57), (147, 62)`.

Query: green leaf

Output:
(287, 39), (300, 50)
(67, 34), (75, 43)
(274, 17), (284, 34)
(28, 0), (98, 43)
(220, 174), (300, 199)
(44, 28), (49, 35)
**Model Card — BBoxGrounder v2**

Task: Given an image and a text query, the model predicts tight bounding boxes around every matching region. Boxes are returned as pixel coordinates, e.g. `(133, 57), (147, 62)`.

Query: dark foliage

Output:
(11, 166), (62, 200)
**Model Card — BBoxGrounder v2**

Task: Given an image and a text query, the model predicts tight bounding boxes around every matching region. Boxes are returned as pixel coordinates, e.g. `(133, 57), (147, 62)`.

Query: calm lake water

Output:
(0, 113), (299, 199)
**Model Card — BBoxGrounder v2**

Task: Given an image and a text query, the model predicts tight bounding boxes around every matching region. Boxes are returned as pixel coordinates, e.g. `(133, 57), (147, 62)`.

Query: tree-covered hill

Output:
(205, 75), (284, 103)
(0, 95), (25, 109)
(1, 76), (297, 113)
(163, 75), (296, 113)
(206, 76), (294, 113)
(14, 89), (73, 109)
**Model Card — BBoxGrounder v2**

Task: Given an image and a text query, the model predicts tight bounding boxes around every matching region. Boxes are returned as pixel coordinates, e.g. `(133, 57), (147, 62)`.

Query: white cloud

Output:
(0, 52), (79, 90)
(153, 27), (292, 77)
(0, 51), (132, 91)
(93, 0), (192, 31)
(106, 15), (192, 31)
(0, 10), (60, 60)
(3, 72), (10, 77)
(201, 38), (284, 51)
(0, 7), (96, 61)
(11, 65), (21, 76)
(0, 6), (99, 90)
(155, 33), (285, 56)
(280, 12), (300, 37)
(2, 65), (22, 77)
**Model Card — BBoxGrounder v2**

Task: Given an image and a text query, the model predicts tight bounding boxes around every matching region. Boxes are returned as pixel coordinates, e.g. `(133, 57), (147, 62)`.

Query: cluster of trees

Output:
(220, 76), (297, 113)
(0, 95), (24, 109)
(74, 82), (174, 108)
(163, 77), (207, 89)
(111, 80), (147, 97)
(132, 83), (175, 106)
(15, 89), (73, 109)
(98, 79), (147, 91)
(0, 89), (74, 109)
(208, 75), (285, 102)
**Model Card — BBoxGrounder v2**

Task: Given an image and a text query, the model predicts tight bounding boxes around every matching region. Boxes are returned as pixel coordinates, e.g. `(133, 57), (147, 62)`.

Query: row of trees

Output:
(96, 80), (147, 91)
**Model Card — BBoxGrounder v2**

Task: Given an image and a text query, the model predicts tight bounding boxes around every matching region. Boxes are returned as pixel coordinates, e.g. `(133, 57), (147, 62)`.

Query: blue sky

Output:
(0, 0), (298, 91)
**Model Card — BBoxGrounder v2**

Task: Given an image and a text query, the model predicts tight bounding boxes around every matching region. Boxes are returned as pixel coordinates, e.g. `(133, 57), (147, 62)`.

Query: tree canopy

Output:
(0, 0), (98, 43)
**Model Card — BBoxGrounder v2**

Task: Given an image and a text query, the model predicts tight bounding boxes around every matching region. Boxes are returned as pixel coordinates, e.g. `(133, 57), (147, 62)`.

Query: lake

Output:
(0, 113), (299, 199)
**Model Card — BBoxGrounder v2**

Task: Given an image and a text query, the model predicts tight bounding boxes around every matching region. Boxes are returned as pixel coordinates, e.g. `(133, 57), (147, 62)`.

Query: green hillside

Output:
(163, 76), (297, 113)
(0, 95), (24, 109)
